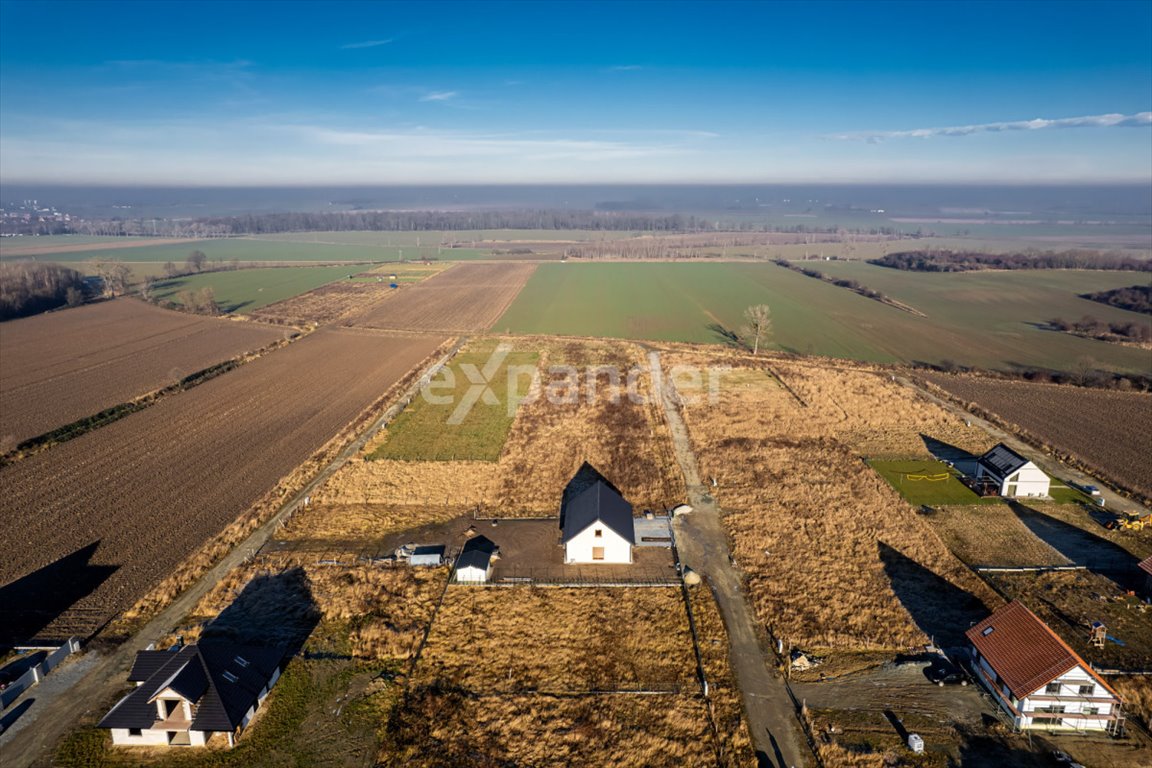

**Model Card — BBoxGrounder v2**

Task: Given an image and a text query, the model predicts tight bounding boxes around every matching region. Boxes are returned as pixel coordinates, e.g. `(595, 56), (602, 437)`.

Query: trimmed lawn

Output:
(868, 459), (997, 506)
(369, 341), (539, 462)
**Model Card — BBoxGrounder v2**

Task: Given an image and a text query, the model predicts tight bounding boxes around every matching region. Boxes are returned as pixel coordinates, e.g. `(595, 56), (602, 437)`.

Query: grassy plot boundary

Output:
(151, 265), (364, 313)
(369, 341), (539, 462)
(867, 459), (997, 507)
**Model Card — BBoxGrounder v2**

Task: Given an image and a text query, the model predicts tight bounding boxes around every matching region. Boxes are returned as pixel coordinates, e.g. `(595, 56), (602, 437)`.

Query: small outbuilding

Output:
(975, 443), (1050, 498)
(455, 535), (498, 583)
(409, 545), (445, 567)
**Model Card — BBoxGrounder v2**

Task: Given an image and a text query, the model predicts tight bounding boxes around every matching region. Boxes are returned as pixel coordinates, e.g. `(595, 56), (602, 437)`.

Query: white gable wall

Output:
(1016, 666), (1118, 731)
(456, 563), (491, 582)
(977, 461), (1049, 498)
(565, 523), (631, 564)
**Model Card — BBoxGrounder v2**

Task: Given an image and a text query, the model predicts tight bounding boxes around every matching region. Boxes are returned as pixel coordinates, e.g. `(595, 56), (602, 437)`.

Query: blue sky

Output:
(1, 0), (1150, 185)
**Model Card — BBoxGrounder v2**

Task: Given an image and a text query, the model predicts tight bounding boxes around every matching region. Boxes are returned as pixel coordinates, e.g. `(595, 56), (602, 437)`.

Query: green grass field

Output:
(868, 459), (998, 506)
(151, 265), (358, 313)
(369, 342), (539, 461)
(496, 262), (1152, 373)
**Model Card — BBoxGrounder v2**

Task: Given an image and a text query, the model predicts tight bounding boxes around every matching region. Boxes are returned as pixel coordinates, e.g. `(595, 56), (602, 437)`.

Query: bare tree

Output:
(741, 304), (772, 355)
(186, 249), (207, 273)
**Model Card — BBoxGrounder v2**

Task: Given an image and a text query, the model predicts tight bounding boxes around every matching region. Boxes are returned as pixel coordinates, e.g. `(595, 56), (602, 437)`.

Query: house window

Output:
(129, 728), (142, 737)
(592, 546), (605, 561)
(1084, 707), (1099, 716)
(1037, 705), (1065, 714)
(1045, 683), (1062, 694)
(594, 528), (602, 538)
(1079, 684), (1095, 696)
(1033, 716), (1063, 727)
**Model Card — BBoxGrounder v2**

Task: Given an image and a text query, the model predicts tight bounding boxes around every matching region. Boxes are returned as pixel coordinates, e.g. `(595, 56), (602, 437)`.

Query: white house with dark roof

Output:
(99, 642), (283, 747)
(454, 535), (498, 583)
(966, 601), (1123, 734)
(561, 466), (636, 565)
(975, 443), (1050, 498)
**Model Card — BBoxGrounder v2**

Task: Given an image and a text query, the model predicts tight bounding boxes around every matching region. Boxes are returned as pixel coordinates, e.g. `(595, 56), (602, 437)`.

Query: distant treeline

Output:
(870, 250), (1151, 272)
(1080, 285), (1152, 314)
(46, 209), (906, 239)
(0, 262), (85, 321)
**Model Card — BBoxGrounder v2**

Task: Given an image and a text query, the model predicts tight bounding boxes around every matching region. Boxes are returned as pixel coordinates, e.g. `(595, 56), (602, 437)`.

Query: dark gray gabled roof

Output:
(99, 642), (283, 733)
(977, 443), (1032, 478)
(128, 648), (183, 683)
(455, 535), (497, 572)
(411, 545), (445, 558)
(561, 480), (636, 545)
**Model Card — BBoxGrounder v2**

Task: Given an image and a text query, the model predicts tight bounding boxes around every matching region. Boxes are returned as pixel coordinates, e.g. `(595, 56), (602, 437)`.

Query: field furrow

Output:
(0, 327), (445, 644)
(0, 299), (286, 445)
(350, 262), (535, 332)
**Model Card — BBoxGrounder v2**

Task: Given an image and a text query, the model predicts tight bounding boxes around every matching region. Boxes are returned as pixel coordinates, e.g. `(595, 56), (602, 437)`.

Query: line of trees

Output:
(0, 261), (86, 320)
(870, 249), (1150, 272)
(1080, 285), (1152, 314)
(1047, 315), (1151, 343)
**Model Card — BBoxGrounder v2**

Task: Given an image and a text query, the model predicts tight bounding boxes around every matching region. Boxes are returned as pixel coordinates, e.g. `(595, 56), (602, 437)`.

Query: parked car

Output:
(1081, 484), (1101, 496)
(925, 658), (968, 686)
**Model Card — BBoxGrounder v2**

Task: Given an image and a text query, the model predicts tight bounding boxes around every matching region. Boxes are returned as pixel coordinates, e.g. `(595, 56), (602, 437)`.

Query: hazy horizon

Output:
(1, 1), (1150, 186)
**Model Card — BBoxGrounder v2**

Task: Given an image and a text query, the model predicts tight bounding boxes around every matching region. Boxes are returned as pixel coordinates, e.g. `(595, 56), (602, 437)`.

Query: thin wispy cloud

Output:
(830, 112), (1152, 142)
(604, 64), (643, 72)
(419, 90), (458, 102)
(341, 38), (393, 49)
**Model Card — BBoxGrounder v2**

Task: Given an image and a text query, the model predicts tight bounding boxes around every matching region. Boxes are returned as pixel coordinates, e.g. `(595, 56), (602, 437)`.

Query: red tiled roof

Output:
(966, 601), (1118, 701)
(1139, 555), (1152, 577)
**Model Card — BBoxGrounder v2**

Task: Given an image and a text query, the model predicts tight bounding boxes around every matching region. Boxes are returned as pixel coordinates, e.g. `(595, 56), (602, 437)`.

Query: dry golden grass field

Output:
(665, 349), (1001, 653)
(926, 505), (1072, 567)
(285, 338), (683, 548)
(379, 690), (719, 768)
(399, 585), (752, 767)
(416, 587), (696, 691)
(168, 558), (448, 662)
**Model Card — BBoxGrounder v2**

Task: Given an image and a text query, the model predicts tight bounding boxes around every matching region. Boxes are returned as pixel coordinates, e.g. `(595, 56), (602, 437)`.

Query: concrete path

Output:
(648, 350), (813, 768)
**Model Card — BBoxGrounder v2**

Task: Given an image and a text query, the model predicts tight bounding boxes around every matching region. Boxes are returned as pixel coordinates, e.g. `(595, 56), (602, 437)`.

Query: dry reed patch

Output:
(416, 587), (696, 692)
(927, 506), (1072, 567)
(492, 339), (683, 514)
(276, 502), (465, 543)
(669, 355), (999, 651)
(173, 561), (446, 661)
(1112, 675), (1152, 729)
(381, 689), (717, 768)
(688, 584), (757, 765)
(312, 458), (495, 507)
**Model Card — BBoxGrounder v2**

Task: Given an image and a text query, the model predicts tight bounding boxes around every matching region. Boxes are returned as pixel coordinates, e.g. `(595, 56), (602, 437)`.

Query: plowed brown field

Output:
(921, 373), (1152, 499)
(351, 262), (534, 332)
(0, 299), (286, 445)
(0, 327), (445, 644)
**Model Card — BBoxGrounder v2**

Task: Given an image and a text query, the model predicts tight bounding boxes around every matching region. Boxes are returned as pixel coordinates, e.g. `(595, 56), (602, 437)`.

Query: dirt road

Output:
(0, 341), (464, 768)
(648, 350), (813, 768)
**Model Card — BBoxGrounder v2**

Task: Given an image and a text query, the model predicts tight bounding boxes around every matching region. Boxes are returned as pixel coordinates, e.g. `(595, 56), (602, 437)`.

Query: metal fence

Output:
(0, 637), (81, 711)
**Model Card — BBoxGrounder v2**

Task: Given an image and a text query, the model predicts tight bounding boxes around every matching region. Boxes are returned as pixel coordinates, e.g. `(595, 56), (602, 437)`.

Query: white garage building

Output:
(562, 478), (636, 564)
(975, 443), (1050, 498)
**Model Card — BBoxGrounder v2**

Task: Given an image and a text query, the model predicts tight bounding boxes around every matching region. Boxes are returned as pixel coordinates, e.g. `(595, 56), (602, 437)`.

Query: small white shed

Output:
(454, 535), (498, 583)
(409, 545), (445, 567)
